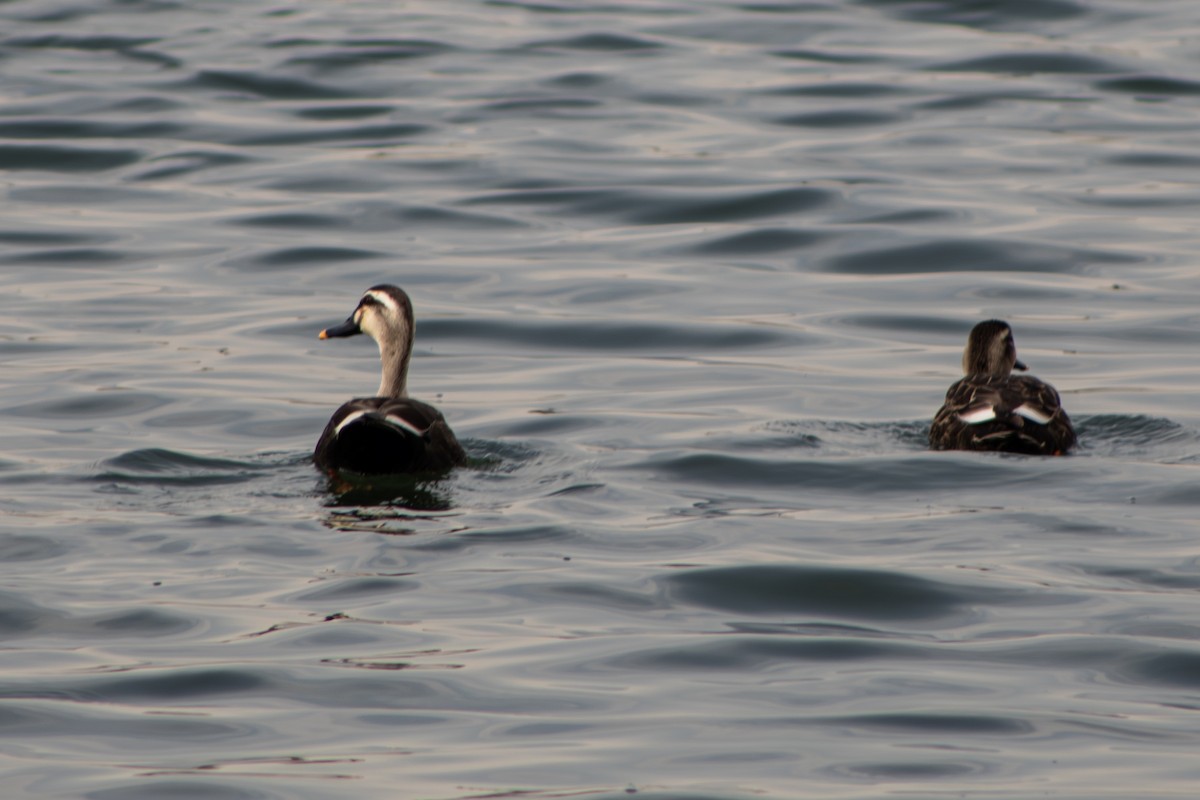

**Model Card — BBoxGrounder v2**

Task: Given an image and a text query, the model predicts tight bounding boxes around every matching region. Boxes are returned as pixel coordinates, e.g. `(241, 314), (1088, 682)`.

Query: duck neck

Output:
(376, 339), (411, 398)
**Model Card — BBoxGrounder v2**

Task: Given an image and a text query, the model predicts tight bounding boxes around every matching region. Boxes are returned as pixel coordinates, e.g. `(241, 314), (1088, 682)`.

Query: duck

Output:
(929, 319), (1076, 455)
(313, 284), (466, 474)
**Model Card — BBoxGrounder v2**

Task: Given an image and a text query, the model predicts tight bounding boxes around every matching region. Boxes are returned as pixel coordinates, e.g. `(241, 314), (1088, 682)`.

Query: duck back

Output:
(314, 396), (466, 474)
(930, 374), (1076, 455)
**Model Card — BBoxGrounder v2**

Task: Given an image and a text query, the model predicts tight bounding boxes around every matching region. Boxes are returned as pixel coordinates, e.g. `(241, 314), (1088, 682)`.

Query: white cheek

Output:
(359, 313), (386, 341)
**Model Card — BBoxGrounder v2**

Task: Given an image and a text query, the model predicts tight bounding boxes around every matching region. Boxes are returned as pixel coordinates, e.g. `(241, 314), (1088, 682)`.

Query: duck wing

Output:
(314, 396), (466, 474)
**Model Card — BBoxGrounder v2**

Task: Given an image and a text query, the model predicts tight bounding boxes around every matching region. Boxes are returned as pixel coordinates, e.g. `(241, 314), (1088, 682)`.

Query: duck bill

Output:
(319, 317), (361, 339)
(1013, 359), (1028, 371)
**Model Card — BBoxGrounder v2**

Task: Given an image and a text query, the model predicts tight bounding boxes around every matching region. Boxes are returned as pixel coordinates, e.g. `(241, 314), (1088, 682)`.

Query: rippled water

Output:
(4, 1), (1200, 797)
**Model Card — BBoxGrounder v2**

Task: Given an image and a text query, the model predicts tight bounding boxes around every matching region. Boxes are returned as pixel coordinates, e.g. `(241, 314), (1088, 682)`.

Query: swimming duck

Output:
(313, 284), (466, 474)
(929, 319), (1075, 455)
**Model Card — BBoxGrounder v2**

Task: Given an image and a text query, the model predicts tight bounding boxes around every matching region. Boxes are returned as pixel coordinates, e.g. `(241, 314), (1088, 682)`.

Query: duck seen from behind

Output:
(929, 320), (1076, 455)
(313, 284), (466, 474)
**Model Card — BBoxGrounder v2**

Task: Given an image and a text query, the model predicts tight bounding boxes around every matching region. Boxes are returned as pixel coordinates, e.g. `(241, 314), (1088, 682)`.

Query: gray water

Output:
(3, 1), (1200, 797)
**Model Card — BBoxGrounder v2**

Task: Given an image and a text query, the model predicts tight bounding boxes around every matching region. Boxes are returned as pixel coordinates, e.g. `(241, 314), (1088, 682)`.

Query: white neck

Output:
(376, 337), (410, 398)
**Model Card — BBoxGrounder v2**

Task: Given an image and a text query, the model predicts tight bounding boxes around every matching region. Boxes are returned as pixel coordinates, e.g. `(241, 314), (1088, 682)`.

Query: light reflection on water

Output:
(2, 0), (1200, 798)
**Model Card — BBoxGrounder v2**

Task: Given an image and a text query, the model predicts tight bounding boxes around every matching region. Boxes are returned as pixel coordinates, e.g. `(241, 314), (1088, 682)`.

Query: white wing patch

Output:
(1013, 403), (1052, 425)
(333, 410), (370, 436)
(383, 413), (428, 438)
(958, 405), (997, 425)
(333, 409), (429, 439)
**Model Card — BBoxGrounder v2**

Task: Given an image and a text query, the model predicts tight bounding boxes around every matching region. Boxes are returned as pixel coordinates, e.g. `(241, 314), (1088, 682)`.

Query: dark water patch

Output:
(0, 228), (116, 246)
(5, 34), (161, 52)
(263, 174), (394, 194)
(11, 185), (178, 207)
(92, 448), (268, 487)
(518, 32), (666, 53)
(687, 228), (827, 256)
(10, 668), (270, 704)
(143, 410), (245, 429)
(233, 122), (429, 147)
(758, 420), (930, 455)
(1068, 192), (1200, 211)
(624, 187), (834, 225)
(498, 413), (605, 437)
(0, 592), (195, 639)
(10, 39), (179, 68)
(636, 451), (1084, 493)
(322, 473), (456, 513)
(0, 534), (68, 562)
(632, 90), (712, 109)
(1139, 483), (1200, 507)
(0, 247), (138, 266)
(422, 317), (800, 351)
(1073, 415), (1197, 455)
(774, 109), (900, 128)
(0, 702), (245, 740)
(1079, 566), (1200, 592)
(228, 212), (345, 230)
(0, 118), (183, 140)
(291, 577), (419, 602)
(862, 0), (1087, 32)
(611, 635), (915, 672)
(459, 96), (604, 120)
(917, 91), (1085, 112)
(233, 246), (384, 269)
(832, 760), (986, 780)
(461, 186), (833, 225)
(1096, 75), (1200, 97)
(825, 238), (1138, 275)
(0, 665), (591, 714)
(853, 207), (960, 225)
(962, 283), (1078, 301)
(505, 581), (660, 613)
(395, 206), (526, 230)
(130, 150), (254, 181)
(656, 16), (843, 46)
(169, 69), (357, 100)
(665, 564), (1016, 621)
(228, 416), (323, 440)
(765, 81), (910, 98)
(101, 95), (187, 113)
(1105, 151), (1200, 169)
(823, 712), (1032, 735)
(931, 52), (1120, 75)
(87, 780), (276, 800)
(279, 39), (454, 69)
(1119, 651), (1200, 690)
(0, 144), (141, 172)
(817, 313), (966, 336)
(455, 524), (572, 545)
(543, 71), (610, 89)
(772, 47), (889, 64)
(291, 104), (396, 120)
(5, 392), (169, 420)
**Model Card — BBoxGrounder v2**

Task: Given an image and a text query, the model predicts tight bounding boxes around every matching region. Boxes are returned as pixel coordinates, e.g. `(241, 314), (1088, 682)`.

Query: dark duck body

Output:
(929, 320), (1076, 455)
(313, 284), (465, 474)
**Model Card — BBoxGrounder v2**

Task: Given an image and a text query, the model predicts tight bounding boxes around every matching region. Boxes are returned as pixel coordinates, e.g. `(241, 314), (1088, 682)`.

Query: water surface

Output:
(3, 1), (1200, 798)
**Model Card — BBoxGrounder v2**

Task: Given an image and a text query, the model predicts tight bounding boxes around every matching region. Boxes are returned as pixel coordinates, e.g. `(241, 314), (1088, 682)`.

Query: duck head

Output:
(962, 319), (1028, 377)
